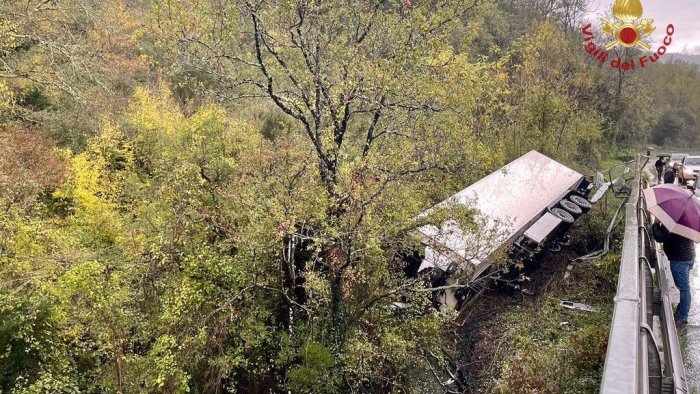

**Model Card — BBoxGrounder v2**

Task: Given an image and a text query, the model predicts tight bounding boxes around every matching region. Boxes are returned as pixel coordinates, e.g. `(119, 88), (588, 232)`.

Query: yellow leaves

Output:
(304, 271), (331, 312)
(0, 19), (17, 53)
(515, 21), (578, 84)
(92, 0), (142, 45)
(187, 104), (259, 158)
(188, 105), (227, 133)
(416, 46), (510, 120)
(425, 47), (456, 68)
(162, 278), (205, 323)
(0, 80), (12, 116)
(129, 86), (183, 136)
(127, 86), (261, 178)
(53, 121), (137, 247)
(56, 260), (104, 298)
(63, 154), (107, 212)
(58, 130), (122, 212)
(145, 335), (191, 393)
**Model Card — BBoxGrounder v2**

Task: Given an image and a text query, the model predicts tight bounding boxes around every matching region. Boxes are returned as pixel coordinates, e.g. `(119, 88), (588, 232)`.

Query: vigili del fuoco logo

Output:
(582, 0), (675, 71)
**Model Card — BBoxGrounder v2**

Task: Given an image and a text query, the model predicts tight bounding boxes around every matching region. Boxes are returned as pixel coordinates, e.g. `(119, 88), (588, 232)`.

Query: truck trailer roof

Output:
(418, 150), (584, 277)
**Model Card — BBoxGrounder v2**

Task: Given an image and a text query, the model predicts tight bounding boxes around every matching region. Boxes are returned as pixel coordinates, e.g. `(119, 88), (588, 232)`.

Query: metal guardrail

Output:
(600, 155), (688, 394)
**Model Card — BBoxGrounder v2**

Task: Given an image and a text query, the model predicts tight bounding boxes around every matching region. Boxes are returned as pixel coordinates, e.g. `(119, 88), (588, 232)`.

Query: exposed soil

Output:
(456, 246), (578, 389)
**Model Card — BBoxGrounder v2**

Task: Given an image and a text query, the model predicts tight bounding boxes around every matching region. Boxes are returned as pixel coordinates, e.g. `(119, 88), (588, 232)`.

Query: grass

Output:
(464, 251), (618, 394)
(460, 191), (626, 393)
(599, 158), (625, 171)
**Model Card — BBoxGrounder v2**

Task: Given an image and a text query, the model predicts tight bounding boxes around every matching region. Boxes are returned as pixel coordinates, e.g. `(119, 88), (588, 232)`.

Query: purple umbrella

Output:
(643, 184), (700, 242)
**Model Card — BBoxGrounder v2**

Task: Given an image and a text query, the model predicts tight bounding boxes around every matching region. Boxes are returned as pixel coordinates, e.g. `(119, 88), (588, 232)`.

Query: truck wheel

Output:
(550, 207), (575, 224)
(569, 195), (592, 210)
(560, 200), (583, 215)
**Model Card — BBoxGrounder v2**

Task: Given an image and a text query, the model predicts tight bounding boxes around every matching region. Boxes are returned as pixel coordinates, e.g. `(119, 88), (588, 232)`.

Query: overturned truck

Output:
(413, 150), (592, 310)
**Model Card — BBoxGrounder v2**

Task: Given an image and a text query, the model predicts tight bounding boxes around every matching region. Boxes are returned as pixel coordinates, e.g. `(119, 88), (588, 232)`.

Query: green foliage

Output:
(16, 86), (52, 111)
(287, 342), (335, 393)
(470, 188), (623, 393)
(489, 294), (612, 394)
(2, 0), (697, 392)
(652, 110), (697, 146)
(641, 61), (700, 149)
(259, 110), (294, 141)
(505, 21), (605, 167)
(0, 297), (58, 391)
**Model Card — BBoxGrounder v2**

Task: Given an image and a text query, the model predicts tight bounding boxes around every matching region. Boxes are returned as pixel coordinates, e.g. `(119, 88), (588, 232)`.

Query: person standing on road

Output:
(652, 219), (696, 326)
(655, 157), (665, 184)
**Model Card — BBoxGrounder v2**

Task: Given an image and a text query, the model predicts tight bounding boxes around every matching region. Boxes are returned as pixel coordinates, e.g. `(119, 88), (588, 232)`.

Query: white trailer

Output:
(416, 150), (591, 309)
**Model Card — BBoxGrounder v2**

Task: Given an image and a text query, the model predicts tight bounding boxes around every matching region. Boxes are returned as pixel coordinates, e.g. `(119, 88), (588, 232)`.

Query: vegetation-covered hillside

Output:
(1, 0), (699, 392)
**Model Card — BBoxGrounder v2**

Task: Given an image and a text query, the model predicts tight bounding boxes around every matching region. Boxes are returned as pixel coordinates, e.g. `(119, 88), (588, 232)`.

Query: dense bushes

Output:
(1, 0), (698, 392)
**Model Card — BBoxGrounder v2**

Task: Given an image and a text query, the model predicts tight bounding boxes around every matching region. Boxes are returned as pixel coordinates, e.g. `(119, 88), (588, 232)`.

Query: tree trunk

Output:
(329, 273), (345, 353)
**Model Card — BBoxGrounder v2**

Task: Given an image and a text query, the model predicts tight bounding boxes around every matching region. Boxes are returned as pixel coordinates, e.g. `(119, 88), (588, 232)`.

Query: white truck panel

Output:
(418, 150), (584, 276)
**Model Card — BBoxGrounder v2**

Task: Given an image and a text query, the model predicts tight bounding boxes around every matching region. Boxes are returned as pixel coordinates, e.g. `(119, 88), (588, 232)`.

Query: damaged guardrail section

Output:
(600, 156), (687, 394)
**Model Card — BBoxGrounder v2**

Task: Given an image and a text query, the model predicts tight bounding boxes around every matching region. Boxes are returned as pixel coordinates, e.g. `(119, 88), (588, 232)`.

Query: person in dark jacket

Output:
(664, 170), (676, 184)
(655, 157), (665, 183)
(652, 220), (696, 325)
